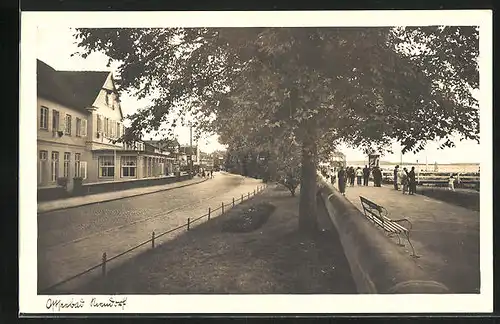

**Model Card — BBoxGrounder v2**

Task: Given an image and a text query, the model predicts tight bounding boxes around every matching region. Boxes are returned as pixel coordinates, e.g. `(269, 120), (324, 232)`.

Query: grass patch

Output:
(75, 185), (356, 294)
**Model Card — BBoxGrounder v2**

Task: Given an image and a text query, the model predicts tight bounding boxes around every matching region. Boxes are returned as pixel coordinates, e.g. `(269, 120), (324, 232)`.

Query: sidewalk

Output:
(337, 182), (480, 293)
(37, 176), (209, 214)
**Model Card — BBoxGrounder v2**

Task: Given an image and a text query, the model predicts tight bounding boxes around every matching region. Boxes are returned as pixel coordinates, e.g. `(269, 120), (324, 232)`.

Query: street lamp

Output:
(416, 159), (420, 184)
(189, 123), (193, 178)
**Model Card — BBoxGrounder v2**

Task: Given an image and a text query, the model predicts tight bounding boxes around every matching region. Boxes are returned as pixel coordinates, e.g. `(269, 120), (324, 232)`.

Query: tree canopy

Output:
(74, 26), (479, 233)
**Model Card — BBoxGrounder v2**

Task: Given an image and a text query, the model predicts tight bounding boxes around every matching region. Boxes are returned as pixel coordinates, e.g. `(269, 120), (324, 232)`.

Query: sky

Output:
(36, 26), (482, 162)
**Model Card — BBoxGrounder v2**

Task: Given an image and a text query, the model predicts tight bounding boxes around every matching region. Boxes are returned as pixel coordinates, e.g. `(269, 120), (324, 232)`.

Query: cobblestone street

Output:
(38, 172), (263, 292)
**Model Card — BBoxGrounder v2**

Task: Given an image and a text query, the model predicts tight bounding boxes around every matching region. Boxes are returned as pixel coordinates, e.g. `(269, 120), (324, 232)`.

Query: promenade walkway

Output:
(38, 176), (209, 214)
(333, 181), (480, 293)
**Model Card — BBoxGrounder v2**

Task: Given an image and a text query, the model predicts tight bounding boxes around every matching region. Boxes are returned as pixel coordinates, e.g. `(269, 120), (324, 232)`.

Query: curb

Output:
(38, 177), (210, 215)
(317, 177), (449, 294)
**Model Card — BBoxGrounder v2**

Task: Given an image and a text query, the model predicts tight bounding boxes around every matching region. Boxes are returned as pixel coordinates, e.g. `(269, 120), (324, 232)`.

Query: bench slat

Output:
(360, 196), (408, 234)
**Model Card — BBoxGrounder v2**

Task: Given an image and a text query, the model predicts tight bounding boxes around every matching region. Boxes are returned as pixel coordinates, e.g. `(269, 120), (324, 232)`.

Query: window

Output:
(80, 161), (87, 179)
(51, 151), (59, 182)
(121, 156), (137, 177)
(76, 118), (81, 136)
(63, 152), (71, 178)
(110, 120), (115, 138)
(65, 114), (72, 135)
(117, 122), (121, 138)
(52, 110), (60, 132)
(39, 150), (48, 184)
(40, 107), (49, 129)
(99, 156), (115, 177)
(74, 153), (81, 177)
(147, 157), (153, 177)
(159, 162), (164, 176)
(81, 119), (87, 137)
(39, 150), (48, 161)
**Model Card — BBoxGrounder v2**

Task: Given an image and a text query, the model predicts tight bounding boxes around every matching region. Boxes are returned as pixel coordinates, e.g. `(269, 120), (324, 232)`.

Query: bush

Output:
(222, 202), (276, 233)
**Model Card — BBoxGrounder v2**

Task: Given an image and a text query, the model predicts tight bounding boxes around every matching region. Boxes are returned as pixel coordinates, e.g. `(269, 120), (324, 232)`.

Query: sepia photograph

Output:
(20, 10), (492, 314)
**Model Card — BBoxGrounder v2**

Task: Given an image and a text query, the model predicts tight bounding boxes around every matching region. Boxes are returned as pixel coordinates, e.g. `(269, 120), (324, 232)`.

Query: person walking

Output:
(448, 173), (456, 191)
(330, 168), (336, 185)
(373, 166), (382, 187)
(393, 165), (400, 190)
(408, 166), (416, 195)
(356, 167), (363, 185)
(350, 167), (355, 186)
(210, 169), (214, 178)
(337, 166), (347, 196)
(401, 167), (409, 194)
(363, 165), (370, 186)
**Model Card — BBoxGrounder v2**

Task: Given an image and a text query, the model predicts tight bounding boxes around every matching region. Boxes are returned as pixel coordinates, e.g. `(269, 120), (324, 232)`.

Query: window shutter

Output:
(80, 161), (87, 179)
(81, 119), (87, 137)
(97, 114), (102, 133)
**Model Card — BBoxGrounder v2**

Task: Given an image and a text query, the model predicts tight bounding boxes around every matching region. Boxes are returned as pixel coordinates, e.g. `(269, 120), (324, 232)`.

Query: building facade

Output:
(37, 59), (173, 191)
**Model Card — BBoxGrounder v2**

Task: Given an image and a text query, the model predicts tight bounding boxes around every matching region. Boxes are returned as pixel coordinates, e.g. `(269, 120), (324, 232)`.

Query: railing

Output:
(40, 184), (268, 294)
(380, 171), (479, 188)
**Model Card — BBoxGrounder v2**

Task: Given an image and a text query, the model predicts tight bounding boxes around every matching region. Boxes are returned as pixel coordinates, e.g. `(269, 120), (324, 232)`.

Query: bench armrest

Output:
(380, 206), (389, 218)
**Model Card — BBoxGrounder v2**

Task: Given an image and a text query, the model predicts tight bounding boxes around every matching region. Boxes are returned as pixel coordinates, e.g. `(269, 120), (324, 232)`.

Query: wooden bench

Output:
(359, 196), (419, 258)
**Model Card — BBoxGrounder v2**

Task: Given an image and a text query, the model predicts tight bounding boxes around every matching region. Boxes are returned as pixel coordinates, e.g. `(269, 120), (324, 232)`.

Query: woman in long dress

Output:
(338, 166), (347, 196)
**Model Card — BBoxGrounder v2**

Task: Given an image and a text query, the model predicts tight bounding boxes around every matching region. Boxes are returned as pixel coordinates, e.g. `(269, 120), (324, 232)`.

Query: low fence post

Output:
(241, 194), (244, 202)
(208, 207), (211, 220)
(152, 231), (155, 249)
(102, 252), (107, 277)
(187, 218), (191, 231)
(233, 197), (235, 207)
(222, 202), (225, 214)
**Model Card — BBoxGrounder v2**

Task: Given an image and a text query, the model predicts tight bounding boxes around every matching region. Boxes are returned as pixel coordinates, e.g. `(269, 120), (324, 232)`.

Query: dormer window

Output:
(104, 89), (115, 109)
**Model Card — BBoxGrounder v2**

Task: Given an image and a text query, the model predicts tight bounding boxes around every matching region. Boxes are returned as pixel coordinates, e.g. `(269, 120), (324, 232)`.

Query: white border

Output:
(20, 10), (493, 314)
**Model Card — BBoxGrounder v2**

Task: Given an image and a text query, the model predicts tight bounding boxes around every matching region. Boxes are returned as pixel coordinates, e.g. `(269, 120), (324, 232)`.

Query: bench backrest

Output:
(359, 196), (384, 222)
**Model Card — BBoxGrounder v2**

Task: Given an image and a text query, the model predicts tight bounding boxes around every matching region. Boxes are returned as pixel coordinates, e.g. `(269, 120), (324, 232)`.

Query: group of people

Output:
(333, 164), (417, 196)
(325, 162), (466, 197)
(334, 165), (383, 196)
(393, 165), (416, 195)
(199, 169), (214, 179)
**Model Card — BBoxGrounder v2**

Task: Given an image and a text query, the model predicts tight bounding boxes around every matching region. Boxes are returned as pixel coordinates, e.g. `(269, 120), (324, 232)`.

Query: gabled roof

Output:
(57, 70), (110, 109)
(37, 59), (112, 114)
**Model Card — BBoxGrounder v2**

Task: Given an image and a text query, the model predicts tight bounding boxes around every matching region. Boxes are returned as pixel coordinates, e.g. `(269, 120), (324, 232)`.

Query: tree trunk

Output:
(298, 131), (318, 234)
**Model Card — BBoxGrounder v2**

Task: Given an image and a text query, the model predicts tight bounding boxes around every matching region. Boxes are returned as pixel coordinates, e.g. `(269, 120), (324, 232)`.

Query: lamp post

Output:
(416, 159), (420, 184)
(189, 123), (193, 178)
